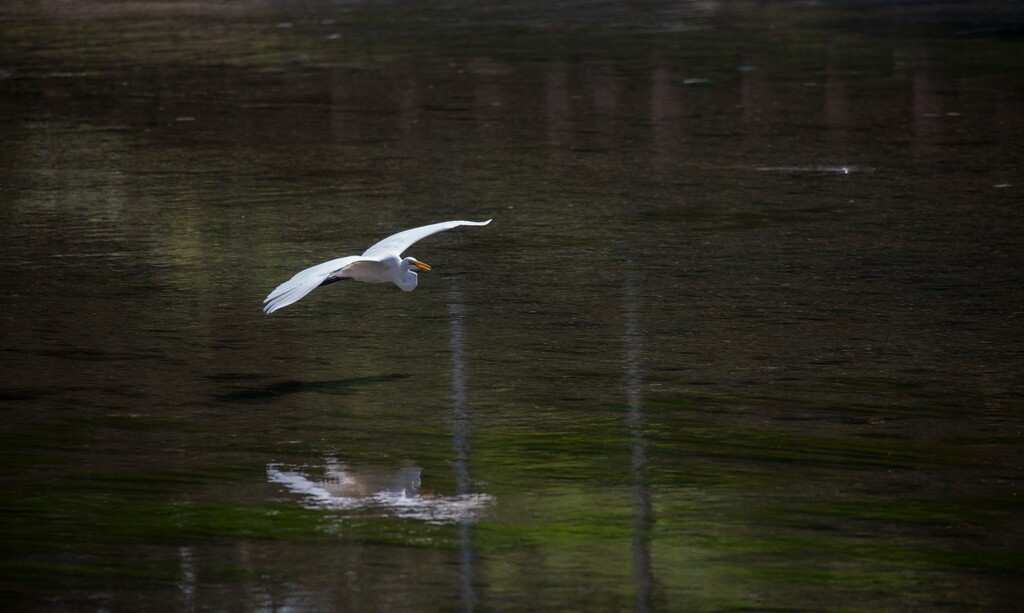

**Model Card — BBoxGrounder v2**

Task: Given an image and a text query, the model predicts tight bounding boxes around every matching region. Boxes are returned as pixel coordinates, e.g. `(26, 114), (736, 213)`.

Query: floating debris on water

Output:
(755, 165), (873, 174)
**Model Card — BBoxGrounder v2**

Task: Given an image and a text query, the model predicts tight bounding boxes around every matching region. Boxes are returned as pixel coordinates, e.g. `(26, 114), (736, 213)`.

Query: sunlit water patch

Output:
(267, 459), (494, 524)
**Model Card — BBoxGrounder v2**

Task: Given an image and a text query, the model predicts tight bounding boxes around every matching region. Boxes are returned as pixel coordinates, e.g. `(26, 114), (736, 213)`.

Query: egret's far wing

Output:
(263, 255), (363, 314)
(361, 219), (492, 258)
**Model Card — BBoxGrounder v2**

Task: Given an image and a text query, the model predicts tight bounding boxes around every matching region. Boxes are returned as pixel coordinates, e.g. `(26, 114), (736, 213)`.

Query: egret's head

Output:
(395, 257), (430, 292)
(403, 257), (431, 272)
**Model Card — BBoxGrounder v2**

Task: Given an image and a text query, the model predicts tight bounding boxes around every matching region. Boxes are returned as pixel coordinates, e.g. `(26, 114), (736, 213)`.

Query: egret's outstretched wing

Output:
(263, 255), (364, 314)
(361, 219), (492, 258)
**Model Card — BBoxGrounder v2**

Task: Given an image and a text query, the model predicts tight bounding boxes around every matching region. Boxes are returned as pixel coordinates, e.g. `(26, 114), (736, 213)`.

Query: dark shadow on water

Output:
(214, 374), (410, 403)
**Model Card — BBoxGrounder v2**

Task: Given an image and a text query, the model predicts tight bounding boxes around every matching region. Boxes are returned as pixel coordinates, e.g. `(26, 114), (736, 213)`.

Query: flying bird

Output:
(263, 219), (492, 314)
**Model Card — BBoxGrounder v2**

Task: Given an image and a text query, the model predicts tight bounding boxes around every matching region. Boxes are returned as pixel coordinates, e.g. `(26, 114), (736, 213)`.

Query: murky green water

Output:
(2, 1), (1023, 610)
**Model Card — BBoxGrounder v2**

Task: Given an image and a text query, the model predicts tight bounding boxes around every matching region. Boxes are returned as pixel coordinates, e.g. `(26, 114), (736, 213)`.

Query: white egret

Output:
(263, 219), (492, 314)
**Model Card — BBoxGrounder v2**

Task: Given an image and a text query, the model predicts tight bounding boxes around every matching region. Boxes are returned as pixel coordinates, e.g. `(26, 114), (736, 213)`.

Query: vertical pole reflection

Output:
(449, 287), (476, 611)
(624, 266), (655, 611)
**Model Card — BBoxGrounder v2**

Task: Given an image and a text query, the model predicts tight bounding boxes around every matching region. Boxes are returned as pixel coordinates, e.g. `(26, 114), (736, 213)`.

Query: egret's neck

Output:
(396, 270), (417, 291)
(394, 260), (419, 292)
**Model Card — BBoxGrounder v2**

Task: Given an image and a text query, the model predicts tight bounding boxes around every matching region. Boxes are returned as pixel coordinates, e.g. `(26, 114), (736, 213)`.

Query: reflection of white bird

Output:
(263, 219), (492, 314)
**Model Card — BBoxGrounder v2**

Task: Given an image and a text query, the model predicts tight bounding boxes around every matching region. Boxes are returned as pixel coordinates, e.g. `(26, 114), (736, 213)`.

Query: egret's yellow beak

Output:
(413, 259), (432, 271)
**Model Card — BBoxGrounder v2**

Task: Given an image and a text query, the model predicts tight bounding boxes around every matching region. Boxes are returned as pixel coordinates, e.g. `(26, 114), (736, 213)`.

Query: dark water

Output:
(2, 1), (1023, 610)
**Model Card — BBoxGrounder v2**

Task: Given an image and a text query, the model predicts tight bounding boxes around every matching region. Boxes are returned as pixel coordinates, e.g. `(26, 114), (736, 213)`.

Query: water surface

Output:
(1, 1), (1022, 610)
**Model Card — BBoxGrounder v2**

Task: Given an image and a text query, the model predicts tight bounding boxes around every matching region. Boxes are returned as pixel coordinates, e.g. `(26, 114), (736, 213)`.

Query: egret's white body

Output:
(263, 219), (492, 314)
